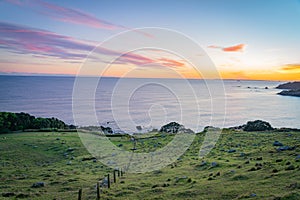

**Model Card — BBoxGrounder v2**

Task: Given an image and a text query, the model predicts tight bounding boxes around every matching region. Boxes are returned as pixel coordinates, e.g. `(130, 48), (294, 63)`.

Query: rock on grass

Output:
(31, 182), (45, 188)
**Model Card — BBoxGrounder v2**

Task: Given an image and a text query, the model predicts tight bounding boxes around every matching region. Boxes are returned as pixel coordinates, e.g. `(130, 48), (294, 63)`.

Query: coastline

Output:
(1, 78), (299, 133)
(276, 81), (300, 97)
(1, 112), (299, 134)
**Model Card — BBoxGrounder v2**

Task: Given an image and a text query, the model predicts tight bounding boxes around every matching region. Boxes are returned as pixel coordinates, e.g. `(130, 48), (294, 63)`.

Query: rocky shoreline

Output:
(1, 112), (299, 134)
(276, 81), (300, 97)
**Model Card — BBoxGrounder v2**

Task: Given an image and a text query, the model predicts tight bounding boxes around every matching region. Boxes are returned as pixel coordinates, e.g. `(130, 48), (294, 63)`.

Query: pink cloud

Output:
(223, 44), (246, 52)
(208, 44), (246, 52)
(4, 0), (125, 30)
(4, 0), (154, 37)
(0, 21), (106, 60)
(158, 58), (185, 67)
(0, 22), (182, 69)
(207, 45), (222, 49)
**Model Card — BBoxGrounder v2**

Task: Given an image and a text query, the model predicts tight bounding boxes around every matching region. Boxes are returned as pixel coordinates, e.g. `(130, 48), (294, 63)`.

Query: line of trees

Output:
(0, 112), (75, 133)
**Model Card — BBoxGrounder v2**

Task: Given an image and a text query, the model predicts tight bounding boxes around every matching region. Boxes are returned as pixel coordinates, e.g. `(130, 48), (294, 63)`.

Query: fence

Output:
(78, 168), (125, 200)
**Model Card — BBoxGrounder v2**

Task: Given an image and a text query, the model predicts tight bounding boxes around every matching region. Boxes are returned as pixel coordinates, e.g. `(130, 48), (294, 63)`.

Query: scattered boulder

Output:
(136, 126), (142, 131)
(250, 193), (257, 197)
(211, 162), (218, 168)
(31, 182), (45, 188)
(243, 120), (274, 132)
(228, 149), (236, 153)
(277, 146), (295, 151)
(273, 141), (283, 146)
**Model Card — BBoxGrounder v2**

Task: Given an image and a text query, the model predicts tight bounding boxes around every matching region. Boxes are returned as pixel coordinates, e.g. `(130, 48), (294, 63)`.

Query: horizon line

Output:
(0, 73), (291, 82)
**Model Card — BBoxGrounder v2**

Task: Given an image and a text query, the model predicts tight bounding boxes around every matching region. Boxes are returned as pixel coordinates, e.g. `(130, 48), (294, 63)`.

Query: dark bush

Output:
(0, 112), (71, 133)
(243, 120), (274, 132)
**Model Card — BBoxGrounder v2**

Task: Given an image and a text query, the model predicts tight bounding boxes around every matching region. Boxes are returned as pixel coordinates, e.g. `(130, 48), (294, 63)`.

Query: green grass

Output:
(0, 130), (300, 199)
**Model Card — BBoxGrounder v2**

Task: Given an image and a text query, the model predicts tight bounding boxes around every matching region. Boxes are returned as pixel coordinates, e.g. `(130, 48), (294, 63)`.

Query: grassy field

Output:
(0, 130), (300, 199)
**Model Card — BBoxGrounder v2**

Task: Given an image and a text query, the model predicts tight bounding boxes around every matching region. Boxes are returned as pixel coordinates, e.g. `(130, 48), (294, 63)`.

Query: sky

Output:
(0, 0), (299, 80)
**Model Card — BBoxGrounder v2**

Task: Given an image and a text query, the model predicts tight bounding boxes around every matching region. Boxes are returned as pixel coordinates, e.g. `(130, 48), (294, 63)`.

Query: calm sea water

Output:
(0, 75), (299, 133)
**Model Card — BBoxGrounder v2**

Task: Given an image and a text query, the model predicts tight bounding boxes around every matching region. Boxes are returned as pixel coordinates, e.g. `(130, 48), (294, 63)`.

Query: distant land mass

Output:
(276, 81), (300, 97)
(0, 112), (75, 133)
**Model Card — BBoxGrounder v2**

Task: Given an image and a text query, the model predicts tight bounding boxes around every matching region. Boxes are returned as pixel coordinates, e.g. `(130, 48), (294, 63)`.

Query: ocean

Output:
(0, 75), (299, 133)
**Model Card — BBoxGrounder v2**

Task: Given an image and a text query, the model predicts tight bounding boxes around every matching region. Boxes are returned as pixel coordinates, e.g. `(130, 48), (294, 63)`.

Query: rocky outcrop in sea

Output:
(276, 82), (300, 97)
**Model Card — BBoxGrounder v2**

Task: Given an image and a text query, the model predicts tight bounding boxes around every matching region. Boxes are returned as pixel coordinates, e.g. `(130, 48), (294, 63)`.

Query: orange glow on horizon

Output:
(2, 63), (300, 81)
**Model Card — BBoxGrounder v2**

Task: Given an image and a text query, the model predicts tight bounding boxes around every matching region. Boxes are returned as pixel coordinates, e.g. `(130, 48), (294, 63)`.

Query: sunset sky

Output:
(0, 0), (299, 80)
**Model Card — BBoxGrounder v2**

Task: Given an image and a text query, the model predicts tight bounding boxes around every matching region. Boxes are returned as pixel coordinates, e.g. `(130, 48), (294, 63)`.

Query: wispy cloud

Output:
(208, 44), (246, 52)
(4, 0), (153, 38)
(0, 22), (183, 68)
(4, 0), (125, 30)
(223, 44), (246, 52)
(117, 53), (155, 66)
(116, 55), (186, 68)
(158, 58), (185, 67)
(0, 21), (95, 59)
(280, 64), (300, 72)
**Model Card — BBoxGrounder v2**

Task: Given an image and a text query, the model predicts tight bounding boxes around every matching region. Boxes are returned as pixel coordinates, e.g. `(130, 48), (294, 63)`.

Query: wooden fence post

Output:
(78, 188), (82, 200)
(107, 174), (110, 188)
(96, 182), (100, 200)
(113, 170), (116, 183)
